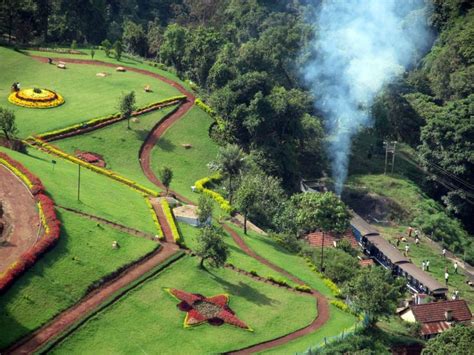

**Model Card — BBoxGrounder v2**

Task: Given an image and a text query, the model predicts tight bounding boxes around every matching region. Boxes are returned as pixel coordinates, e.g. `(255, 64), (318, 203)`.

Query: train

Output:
(350, 214), (448, 298)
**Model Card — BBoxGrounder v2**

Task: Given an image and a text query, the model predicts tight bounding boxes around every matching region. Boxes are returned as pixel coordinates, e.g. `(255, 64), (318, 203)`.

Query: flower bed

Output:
(8, 88), (65, 108)
(160, 199), (182, 245)
(165, 288), (252, 331)
(194, 174), (233, 213)
(0, 153), (60, 293)
(36, 95), (187, 141)
(30, 138), (159, 197)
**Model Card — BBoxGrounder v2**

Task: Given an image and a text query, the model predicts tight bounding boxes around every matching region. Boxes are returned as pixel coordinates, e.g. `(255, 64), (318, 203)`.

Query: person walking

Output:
(426, 260), (430, 272)
(442, 248), (447, 258)
(405, 244), (410, 256)
(408, 226), (413, 238)
(415, 236), (420, 245)
(422, 261), (426, 271)
(454, 262), (458, 274)
(445, 271), (449, 286)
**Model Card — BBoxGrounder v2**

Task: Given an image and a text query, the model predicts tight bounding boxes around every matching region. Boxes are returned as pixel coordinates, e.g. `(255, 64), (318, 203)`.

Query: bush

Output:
(161, 198), (182, 245)
(194, 174), (234, 213)
(249, 270), (259, 277)
(267, 275), (290, 287)
(295, 284), (312, 293)
(330, 299), (350, 312)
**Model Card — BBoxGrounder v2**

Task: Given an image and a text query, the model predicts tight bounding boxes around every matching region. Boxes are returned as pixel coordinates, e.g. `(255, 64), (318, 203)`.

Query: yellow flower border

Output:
(8, 89), (65, 109)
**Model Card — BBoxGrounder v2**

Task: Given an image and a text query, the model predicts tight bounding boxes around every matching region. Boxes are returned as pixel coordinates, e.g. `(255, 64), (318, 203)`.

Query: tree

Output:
(158, 166), (173, 195)
(0, 108), (17, 141)
(344, 267), (405, 326)
(159, 24), (187, 73)
(197, 194), (213, 226)
(90, 48), (95, 60)
(422, 325), (474, 355)
(214, 144), (246, 204)
(119, 91), (136, 130)
(235, 172), (284, 234)
(314, 248), (360, 285)
(122, 20), (148, 56)
(195, 226), (229, 268)
(113, 40), (123, 61)
(101, 39), (112, 57)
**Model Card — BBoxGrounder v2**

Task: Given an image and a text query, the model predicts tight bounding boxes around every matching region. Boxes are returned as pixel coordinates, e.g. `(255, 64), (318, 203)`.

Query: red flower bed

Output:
(0, 153), (60, 293)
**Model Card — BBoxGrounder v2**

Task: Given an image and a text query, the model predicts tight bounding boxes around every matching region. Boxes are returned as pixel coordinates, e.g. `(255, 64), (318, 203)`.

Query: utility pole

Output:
(383, 140), (397, 175)
(77, 164), (81, 201)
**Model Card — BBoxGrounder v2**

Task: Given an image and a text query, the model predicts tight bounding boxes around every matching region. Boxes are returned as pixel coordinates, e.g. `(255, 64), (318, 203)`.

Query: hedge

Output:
(37, 95), (187, 141)
(194, 174), (234, 213)
(30, 138), (159, 197)
(144, 198), (164, 240)
(0, 153), (61, 293)
(160, 198), (182, 245)
(195, 98), (226, 130)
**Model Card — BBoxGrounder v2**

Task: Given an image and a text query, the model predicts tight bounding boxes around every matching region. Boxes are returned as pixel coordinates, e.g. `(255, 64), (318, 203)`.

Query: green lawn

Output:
(262, 305), (360, 354)
(151, 106), (219, 203)
(54, 105), (177, 190)
(0, 210), (158, 349)
(0, 147), (157, 234)
(178, 221), (296, 286)
(49, 256), (316, 354)
(0, 46), (181, 137)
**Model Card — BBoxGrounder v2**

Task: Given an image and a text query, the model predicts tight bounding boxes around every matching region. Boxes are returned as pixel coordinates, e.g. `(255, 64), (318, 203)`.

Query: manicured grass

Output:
(262, 305), (359, 354)
(0, 147), (157, 234)
(151, 106), (219, 203)
(0, 210), (158, 349)
(178, 221), (296, 286)
(24, 48), (194, 92)
(0, 46), (181, 137)
(49, 256), (316, 354)
(54, 105), (177, 190)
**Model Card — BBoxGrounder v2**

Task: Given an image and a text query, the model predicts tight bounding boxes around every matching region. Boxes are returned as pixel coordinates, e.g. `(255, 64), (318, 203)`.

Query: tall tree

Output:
(214, 144), (247, 204)
(119, 91), (136, 130)
(195, 225), (229, 268)
(422, 325), (474, 355)
(344, 267), (405, 326)
(158, 166), (173, 195)
(197, 194), (213, 226)
(159, 23), (187, 73)
(0, 108), (17, 141)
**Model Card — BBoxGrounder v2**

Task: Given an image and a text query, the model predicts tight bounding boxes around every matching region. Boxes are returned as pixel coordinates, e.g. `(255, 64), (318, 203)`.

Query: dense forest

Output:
(0, 0), (472, 235)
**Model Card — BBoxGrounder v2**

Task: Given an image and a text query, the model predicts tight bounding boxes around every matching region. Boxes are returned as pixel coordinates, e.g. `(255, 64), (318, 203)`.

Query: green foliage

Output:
(344, 267), (405, 325)
(336, 239), (358, 257)
(113, 40), (123, 60)
(160, 24), (187, 72)
(315, 248), (360, 286)
(160, 198), (181, 245)
(195, 225), (229, 268)
(423, 325), (474, 354)
(214, 144), (247, 204)
(90, 48), (95, 59)
(158, 166), (173, 195)
(295, 284), (312, 293)
(122, 20), (148, 57)
(101, 39), (112, 57)
(196, 194), (213, 225)
(119, 91), (136, 129)
(0, 107), (18, 140)
(70, 40), (77, 50)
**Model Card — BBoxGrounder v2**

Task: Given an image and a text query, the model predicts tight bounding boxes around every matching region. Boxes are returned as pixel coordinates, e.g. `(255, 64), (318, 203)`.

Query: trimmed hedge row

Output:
(31, 138), (159, 197)
(144, 198), (164, 240)
(195, 98), (226, 130)
(160, 198), (182, 245)
(305, 257), (342, 297)
(194, 174), (233, 213)
(0, 153), (61, 293)
(37, 96), (187, 141)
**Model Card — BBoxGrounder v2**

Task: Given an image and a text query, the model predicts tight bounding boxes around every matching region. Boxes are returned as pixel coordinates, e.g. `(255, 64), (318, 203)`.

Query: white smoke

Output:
(303, 0), (430, 195)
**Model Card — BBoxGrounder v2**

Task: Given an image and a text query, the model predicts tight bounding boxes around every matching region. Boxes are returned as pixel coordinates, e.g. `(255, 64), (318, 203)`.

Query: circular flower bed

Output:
(8, 88), (65, 108)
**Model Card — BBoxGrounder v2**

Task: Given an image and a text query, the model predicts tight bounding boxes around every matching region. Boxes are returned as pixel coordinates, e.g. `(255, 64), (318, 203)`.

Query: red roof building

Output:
(306, 229), (358, 249)
(399, 300), (472, 338)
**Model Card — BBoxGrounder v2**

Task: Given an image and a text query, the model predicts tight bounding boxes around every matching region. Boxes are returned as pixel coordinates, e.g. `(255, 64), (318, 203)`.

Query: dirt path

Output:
(5, 242), (180, 355)
(150, 198), (175, 244)
(0, 165), (41, 273)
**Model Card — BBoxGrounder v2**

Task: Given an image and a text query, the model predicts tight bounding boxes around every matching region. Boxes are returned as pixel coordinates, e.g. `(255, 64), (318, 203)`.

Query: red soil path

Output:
(0, 165), (41, 273)
(5, 242), (180, 355)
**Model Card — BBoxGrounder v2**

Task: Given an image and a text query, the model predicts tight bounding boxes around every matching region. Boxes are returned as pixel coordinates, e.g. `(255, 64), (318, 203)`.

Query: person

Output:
(415, 236), (420, 245)
(396, 237), (400, 247)
(414, 229), (419, 239)
(408, 226), (413, 238)
(454, 262), (458, 274)
(426, 260), (430, 272)
(445, 271), (449, 285)
(422, 261), (426, 271)
(405, 244), (410, 255)
(442, 248), (447, 258)
(48, 57), (53, 64)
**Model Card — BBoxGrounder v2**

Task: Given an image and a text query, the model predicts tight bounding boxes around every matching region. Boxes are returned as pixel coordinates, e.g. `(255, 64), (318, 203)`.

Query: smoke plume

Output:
(303, 0), (429, 195)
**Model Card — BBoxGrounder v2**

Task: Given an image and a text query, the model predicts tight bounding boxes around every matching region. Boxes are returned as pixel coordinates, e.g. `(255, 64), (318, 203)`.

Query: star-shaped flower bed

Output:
(165, 288), (252, 331)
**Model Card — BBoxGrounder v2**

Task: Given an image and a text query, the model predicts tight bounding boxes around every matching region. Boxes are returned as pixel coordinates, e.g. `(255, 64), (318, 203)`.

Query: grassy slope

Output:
(0, 210), (157, 349)
(151, 106), (219, 203)
(50, 256), (316, 354)
(178, 222), (297, 286)
(347, 174), (473, 309)
(0, 147), (157, 234)
(54, 105), (177, 190)
(0, 47), (181, 137)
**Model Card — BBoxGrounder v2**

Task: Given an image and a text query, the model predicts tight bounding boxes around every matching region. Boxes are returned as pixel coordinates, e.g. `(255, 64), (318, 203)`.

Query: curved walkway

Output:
(0, 165), (41, 273)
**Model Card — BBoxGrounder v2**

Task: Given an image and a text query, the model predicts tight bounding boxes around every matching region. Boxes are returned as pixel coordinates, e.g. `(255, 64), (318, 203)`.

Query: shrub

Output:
(267, 275), (290, 287)
(144, 198), (163, 239)
(330, 299), (349, 312)
(161, 198), (182, 245)
(249, 270), (259, 277)
(295, 284), (312, 293)
(194, 174), (234, 213)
